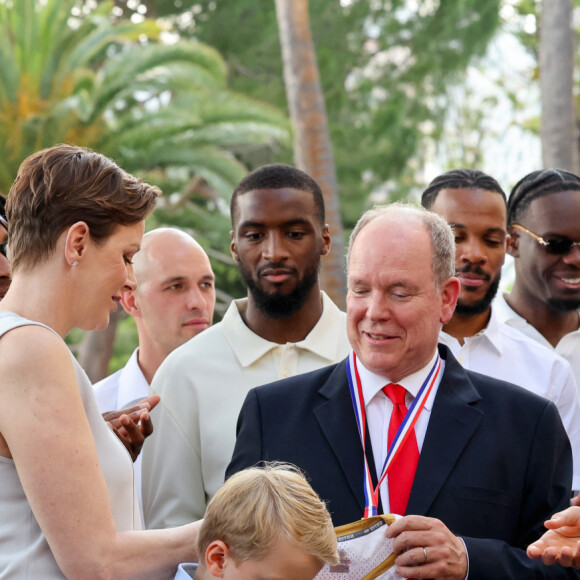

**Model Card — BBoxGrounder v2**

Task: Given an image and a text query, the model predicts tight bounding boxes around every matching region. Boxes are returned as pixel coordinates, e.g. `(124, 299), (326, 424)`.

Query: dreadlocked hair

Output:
(421, 169), (506, 209)
(507, 169), (580, 225)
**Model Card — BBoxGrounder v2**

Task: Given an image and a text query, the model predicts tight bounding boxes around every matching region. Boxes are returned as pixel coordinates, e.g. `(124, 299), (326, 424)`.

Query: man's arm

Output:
(463, 401), (575, 579)
(549, 359), (580, 492)
(141, 366), (207, 529)
(389, 400), (576, 579)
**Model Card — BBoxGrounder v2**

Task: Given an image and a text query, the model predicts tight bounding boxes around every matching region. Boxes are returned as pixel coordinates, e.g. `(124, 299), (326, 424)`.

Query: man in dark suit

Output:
(227, 203), (577, 579)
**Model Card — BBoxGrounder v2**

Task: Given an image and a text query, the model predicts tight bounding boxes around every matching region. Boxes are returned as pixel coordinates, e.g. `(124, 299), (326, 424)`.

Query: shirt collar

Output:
(439, 306), (504, 357)
(222, 291), (345, 367)
(493, 292), (523, 326)
(482, 305), (507, 353)
(358, 350), (440, 411)
(494, 292), (580, 340)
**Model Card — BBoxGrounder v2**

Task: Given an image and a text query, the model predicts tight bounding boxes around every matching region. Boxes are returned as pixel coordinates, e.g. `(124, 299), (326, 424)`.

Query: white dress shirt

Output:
(439, 306), (580, 490)
(142, 292), (351, 529)
(358, 351), (444, 514)
(93, 348), (149, 520)
(494, 292), (580, 396)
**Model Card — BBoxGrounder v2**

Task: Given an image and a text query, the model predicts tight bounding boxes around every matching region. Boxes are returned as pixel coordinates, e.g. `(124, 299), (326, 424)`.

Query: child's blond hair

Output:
(198, 463), (338, 565)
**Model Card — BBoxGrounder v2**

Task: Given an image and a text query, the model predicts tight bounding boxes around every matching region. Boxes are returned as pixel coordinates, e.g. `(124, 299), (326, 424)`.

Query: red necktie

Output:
(382, 383), (419, 515)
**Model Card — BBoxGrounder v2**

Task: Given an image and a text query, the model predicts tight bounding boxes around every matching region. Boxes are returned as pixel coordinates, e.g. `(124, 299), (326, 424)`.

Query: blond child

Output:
(175, 463), (338, 579)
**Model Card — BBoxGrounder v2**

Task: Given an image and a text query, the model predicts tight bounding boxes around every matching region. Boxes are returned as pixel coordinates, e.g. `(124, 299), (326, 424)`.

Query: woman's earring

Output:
(72, 260), (78, 267)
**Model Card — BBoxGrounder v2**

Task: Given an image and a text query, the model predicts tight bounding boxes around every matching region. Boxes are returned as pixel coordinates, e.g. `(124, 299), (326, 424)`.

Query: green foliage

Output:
(499, 0), (580, 142)
(109, 315), (138, 373)
(0, 0), (290, 197)
(161, 0), (502, 226)
(1, 0), (288, 370)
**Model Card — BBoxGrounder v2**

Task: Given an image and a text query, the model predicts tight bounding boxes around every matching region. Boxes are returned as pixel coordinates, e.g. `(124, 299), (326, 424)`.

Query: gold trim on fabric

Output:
(333, 514), (397, 580)
(334, 514), (396, 536)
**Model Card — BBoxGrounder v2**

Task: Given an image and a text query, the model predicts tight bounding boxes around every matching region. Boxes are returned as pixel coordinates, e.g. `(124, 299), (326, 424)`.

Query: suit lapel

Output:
(313, 360), (367, 515)
(407, 347), (483, 515)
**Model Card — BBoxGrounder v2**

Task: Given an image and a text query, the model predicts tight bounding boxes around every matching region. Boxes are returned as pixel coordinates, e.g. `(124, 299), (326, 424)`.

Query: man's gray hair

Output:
(347, 202), (456, 291)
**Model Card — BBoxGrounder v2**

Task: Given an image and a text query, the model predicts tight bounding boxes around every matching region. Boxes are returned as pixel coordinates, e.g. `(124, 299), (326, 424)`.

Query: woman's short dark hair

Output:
(7, 144), (161, 272)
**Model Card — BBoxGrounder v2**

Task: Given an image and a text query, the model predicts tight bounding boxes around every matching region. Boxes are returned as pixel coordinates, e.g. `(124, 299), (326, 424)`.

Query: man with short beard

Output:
(495, 169), (580, 389)
(142, 164), (350, 529)
(423, 169), (580, 490)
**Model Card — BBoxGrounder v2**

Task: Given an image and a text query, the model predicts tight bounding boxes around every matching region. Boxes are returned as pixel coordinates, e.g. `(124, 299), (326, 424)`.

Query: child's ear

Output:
(205, 541), (230, 577)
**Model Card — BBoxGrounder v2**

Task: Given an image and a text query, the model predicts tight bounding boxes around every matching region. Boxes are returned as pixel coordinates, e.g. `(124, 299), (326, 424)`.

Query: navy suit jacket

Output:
(227, 345), (579, 579)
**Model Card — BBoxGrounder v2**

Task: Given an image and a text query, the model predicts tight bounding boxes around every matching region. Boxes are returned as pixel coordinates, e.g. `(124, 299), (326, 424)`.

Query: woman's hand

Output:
(102, 395), (160, 461)
(527, 505), (580, 567)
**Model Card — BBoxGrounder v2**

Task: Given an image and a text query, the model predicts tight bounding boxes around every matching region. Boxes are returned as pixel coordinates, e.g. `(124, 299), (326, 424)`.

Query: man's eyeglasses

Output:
(512, 224), (580, 256)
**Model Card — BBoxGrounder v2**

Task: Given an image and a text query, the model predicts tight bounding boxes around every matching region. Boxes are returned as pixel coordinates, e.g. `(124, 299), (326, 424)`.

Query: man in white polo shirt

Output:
(142, 164), (350, 529)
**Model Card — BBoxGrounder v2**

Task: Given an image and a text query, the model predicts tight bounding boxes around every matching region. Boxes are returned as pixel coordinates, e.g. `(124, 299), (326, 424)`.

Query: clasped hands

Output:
(386, 515), (468, 579)
(102, 394), (160, 462)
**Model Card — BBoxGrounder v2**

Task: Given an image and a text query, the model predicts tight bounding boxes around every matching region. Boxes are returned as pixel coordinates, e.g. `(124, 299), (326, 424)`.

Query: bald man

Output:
(93, 228), (216, 515)
(94, 227), (216, 409)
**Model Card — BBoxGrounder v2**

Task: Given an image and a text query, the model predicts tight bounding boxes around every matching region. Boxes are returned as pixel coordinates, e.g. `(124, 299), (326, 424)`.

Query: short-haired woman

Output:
(0, 144), (200, 579)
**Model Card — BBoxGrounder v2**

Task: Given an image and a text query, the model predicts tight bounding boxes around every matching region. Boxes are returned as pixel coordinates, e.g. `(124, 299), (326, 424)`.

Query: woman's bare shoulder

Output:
(0, 322), (69, 365)
(0, 323), (76, 399)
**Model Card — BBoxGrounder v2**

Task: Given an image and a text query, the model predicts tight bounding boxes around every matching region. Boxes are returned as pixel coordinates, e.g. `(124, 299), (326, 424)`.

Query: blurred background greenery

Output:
(0, 0), (575, 377)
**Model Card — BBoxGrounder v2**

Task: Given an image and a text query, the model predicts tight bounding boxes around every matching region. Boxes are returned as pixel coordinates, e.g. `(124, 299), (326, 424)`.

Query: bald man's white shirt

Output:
(94, 348), (148, 521)
(94, 349), (148, 411)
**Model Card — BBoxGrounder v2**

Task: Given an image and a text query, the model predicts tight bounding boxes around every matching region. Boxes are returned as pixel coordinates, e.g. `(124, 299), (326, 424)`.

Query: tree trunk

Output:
(77, 307), (125, 383)
(540, 0), (579, 172)
(275, 0), (346, 308)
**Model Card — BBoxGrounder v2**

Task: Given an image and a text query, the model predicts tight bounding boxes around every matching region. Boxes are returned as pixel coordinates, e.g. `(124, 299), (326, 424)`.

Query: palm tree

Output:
(274, 0), (346, 307)
(0, 0), (290, 197)
(539, 0), (579, 172)
(0, 0), (290, 379)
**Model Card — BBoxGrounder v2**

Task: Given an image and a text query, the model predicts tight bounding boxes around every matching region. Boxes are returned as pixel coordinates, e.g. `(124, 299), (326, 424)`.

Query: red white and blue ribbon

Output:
(346, 350), (442, 518)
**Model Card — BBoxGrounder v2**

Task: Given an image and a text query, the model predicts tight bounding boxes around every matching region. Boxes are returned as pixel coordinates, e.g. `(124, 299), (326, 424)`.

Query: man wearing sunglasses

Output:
(422, 169), (580, 491)
(495, 169), (580, 388)
(0, 195), (10, 300)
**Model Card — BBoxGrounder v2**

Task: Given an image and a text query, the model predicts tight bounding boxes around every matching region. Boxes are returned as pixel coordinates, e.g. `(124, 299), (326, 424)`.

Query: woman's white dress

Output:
(0, 312), (140, 579)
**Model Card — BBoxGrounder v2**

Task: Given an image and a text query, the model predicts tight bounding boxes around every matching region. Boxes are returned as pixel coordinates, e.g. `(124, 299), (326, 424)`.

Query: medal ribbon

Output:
(346, 351), (441, 518)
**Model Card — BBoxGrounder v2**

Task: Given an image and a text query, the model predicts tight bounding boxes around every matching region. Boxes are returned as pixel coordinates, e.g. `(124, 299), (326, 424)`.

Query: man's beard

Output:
(240, 259), (320, 320)
(455, 269), (501, 317)
(547, 297), (580, 312)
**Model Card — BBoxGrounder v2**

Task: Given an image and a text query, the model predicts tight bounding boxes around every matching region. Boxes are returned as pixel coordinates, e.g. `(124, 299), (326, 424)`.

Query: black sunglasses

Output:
(512, 224), (580, 256)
